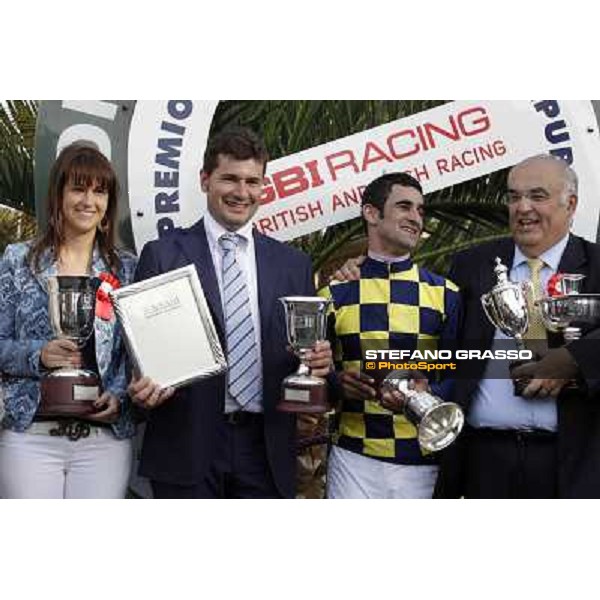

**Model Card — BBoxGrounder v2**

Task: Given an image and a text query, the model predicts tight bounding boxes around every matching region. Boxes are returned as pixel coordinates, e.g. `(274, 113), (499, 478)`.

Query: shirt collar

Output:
(364, 252), (413, 275)
(513, 233), (570, 272)
(204, 210), (254, 249)
(368, 250), (411, 264)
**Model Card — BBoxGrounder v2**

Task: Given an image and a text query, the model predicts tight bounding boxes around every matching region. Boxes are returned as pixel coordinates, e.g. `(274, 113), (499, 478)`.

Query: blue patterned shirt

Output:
(0, 241), (137, 438)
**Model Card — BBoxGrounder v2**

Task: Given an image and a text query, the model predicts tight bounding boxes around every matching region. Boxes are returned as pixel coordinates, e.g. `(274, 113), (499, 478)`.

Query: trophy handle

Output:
(480, 294), (498, 327)
(513, 334), (526, 352)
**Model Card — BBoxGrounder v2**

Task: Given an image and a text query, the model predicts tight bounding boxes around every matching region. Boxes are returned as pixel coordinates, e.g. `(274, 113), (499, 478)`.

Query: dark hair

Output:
(361, 172), (423, 217)
(202, 125), (269, 175)
(29, 143), (121, 273)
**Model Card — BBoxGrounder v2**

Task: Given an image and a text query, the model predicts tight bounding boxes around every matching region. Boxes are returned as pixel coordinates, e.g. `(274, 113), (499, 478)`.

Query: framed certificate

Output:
(110, 264), (227, 388)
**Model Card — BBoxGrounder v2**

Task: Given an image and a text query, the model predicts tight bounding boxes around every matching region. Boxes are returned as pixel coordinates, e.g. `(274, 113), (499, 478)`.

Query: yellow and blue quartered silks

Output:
(320, 256), (460, 465)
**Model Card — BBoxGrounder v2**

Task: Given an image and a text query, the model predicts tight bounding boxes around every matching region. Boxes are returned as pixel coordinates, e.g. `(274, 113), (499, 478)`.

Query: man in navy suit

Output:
(128, 126), (332, 499)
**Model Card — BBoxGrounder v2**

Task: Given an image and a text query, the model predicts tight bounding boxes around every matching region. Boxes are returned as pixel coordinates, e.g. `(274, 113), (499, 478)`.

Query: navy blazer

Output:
(435, 234), (600, 498)
(135, 219), (315, 498)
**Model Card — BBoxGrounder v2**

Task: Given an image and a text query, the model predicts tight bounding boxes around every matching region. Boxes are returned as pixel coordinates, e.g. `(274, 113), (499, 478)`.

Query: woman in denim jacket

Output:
(0, 143), (137, 498)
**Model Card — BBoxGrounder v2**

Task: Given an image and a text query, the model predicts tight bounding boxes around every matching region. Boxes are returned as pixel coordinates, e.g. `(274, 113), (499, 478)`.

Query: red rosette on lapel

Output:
(546, 273), (564, 297)
(96, 272), (121, 320)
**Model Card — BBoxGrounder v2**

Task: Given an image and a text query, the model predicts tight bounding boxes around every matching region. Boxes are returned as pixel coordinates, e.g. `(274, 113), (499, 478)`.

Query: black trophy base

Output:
(39, 373), (100, 418)
(277, 382), (330, 414)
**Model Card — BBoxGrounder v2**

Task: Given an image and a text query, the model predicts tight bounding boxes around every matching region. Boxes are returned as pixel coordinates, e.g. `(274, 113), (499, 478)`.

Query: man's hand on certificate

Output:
(128, 376), (175, 409)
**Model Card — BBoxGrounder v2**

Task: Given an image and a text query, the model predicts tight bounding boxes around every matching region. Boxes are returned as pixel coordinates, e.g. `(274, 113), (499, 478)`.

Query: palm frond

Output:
(210, 100), (511, 278)
(0, 100), (514, 276)
(0, 100), (38, 213)
(0, 207), (37, 252)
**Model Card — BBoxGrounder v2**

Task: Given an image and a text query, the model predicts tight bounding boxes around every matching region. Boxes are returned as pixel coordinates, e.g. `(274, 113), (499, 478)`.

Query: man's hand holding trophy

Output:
(482, 258), (600, 398)
(379, 370), (465, 452)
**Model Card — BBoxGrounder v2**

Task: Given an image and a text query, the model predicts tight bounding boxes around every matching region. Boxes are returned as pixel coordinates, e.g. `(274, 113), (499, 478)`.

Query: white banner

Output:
(252, 100), (600, 243)
(38, 100), (600, 252)
(127, 100), (218, 251)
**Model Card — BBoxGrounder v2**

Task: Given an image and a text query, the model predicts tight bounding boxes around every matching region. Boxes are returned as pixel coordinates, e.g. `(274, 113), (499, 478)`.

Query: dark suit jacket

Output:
(435, 234), (600, 498)
(135, 219), (315, 498)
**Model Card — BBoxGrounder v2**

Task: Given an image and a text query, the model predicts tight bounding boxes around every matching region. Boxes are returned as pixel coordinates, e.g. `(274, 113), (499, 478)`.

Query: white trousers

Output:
(0, 426), (133, 499)
(326, 445), (438, 499)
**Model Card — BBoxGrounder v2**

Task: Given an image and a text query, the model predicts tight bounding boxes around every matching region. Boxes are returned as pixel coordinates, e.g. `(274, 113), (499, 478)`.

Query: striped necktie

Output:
(219, 233), (262, 411)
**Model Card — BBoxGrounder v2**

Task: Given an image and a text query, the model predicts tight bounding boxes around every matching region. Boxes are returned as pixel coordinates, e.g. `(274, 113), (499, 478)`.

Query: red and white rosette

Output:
(96, 272), (120, 320)
(546, 273), (565, 298)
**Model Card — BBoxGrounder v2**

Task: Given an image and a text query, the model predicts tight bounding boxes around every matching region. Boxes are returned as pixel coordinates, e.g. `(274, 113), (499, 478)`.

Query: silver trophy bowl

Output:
(481, 257), (531, 349)
(539, 294), (600, 339)
(538, 273), (600, 340)
(381, 370), (464, 452)
(47, 275), (97, 378)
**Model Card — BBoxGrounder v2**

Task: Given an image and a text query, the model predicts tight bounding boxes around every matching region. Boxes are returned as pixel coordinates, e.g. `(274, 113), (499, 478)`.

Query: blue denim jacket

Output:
(0, 241), (137, 439)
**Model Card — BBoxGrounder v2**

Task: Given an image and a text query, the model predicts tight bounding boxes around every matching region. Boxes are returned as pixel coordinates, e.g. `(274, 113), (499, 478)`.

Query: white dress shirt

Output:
(203, 211), (263, 412)
(468, 233), (571, 431)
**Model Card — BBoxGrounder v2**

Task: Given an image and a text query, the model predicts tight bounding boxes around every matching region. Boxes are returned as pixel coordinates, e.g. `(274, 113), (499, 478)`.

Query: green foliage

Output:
(0, 207), (37, 253)
(0, 100), (511, 275)
(213, 100), (510, 277)
(0, 101), (38, 214)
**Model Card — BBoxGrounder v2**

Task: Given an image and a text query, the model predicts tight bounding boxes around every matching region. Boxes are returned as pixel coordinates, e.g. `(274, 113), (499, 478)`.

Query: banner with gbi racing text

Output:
(254, 100), (600, 243)
(35, 100), (600, 253)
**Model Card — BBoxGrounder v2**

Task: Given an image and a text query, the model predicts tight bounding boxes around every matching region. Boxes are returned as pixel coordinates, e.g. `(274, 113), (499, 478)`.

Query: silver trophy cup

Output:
(278, 296), (331, 413)
(381, 370), (464, 452)
(481, 257), (531, 351)
(480, 257), (537, 394)
(40, 276), (100, 416)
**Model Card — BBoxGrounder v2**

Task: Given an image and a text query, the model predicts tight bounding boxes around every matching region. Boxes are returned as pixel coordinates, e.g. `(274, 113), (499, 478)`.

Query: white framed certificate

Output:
(110, 264), (226, 389)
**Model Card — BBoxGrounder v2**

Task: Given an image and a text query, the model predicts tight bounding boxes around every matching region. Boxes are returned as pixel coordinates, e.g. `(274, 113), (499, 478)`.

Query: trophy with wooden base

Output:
(278, 296), (331, 414)
(39, 276), (100, 417)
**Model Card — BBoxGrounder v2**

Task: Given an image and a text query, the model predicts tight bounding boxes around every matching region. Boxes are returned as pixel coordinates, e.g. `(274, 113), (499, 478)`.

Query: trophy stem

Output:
(47, 367), (98, 379)
(297, 358), (310, 377)
(514, 336), (526, 352)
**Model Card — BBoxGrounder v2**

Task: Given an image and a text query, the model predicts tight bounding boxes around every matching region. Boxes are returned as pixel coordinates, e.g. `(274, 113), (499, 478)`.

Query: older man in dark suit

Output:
(435, 154), (600, 498)
(128, 126), (332, 499)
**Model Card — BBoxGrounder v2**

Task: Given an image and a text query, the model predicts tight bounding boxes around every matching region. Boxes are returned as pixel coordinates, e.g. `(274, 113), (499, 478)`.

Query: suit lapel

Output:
(33, 247), (57, 295)
(254, 230), (278, 344)
(174, 220), (225, 335)
(558, 234), (587, 276)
